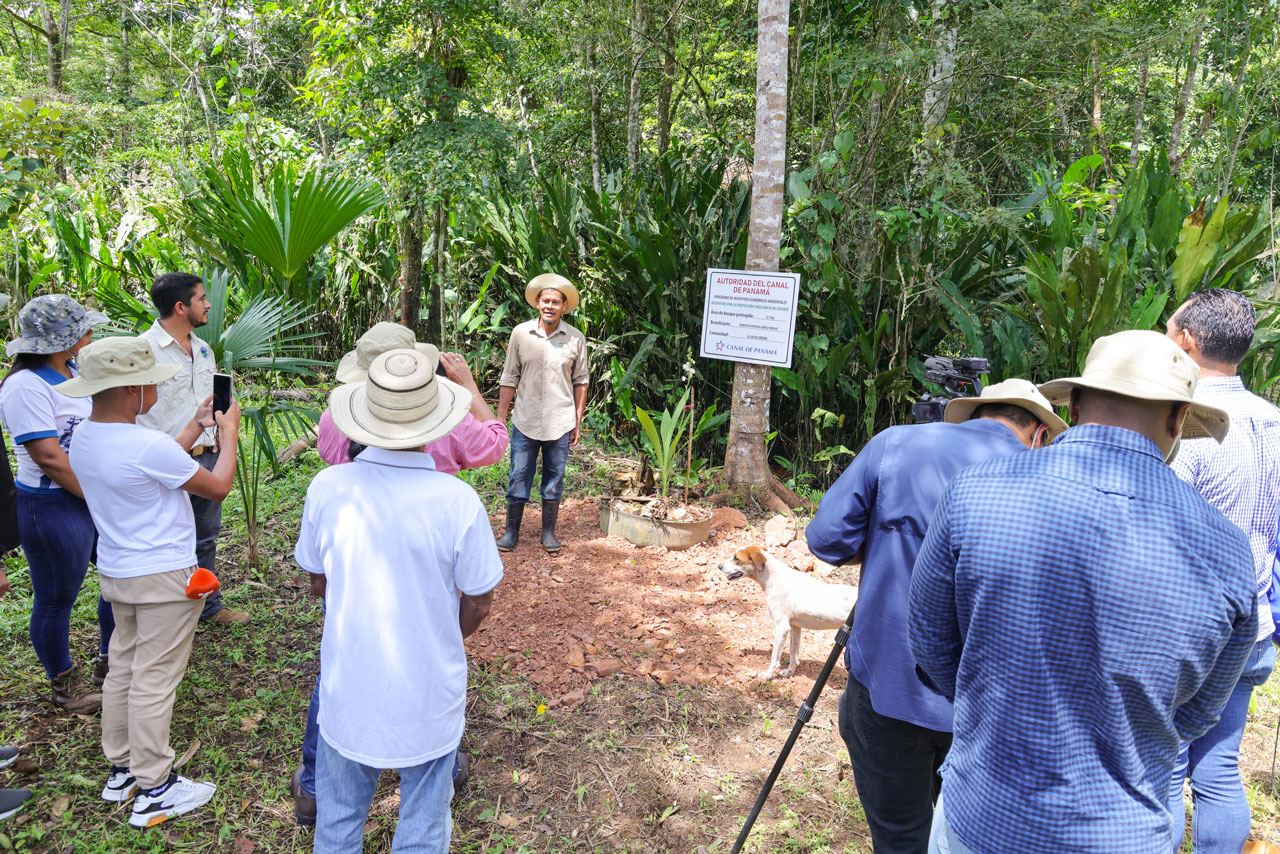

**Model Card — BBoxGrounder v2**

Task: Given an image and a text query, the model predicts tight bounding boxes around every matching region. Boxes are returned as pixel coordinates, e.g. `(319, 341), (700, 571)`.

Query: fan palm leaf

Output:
(189, 148), (386, 292)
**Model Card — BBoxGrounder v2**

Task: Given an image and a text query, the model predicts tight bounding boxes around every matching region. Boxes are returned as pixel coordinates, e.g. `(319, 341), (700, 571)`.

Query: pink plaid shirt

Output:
(316, 408), (508, 475)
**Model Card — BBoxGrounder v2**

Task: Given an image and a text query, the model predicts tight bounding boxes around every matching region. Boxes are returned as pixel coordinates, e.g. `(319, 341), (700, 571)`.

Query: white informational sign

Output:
(699, 268), (801, 368)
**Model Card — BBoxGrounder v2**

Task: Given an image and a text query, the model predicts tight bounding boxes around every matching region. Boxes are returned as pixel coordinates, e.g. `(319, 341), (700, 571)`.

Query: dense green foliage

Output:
(0, 0), (1277, 486)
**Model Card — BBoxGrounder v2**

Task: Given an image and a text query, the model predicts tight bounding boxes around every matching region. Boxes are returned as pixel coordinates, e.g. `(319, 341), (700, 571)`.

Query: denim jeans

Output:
(838, 674), (952, 854)
(315, 735), (454, 854)
(17, 489), (113, 677)
(927, 794), (978, 854)
(189, 450), (224, 620)
(1167, 637), (1277, 853)
(505, 426), (570, 504)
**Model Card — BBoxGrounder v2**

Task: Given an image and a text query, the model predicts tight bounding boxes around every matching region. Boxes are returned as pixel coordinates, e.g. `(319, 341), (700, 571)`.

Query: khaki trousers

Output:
(98, 567), (202, 789)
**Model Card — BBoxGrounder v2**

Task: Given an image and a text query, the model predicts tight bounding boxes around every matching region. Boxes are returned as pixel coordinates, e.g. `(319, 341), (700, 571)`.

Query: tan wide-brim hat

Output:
(56, 337), (179, 398)
(944, 378), (1069, 438)
(330, 348), (471, 450)
(1038, 330), (1230, 442)
(524, 273), (579, 313)
(335, 321), (440, 383)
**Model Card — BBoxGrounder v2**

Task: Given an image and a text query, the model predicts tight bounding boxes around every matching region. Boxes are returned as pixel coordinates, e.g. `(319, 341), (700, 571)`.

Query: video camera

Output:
(911, 355), (990, 423)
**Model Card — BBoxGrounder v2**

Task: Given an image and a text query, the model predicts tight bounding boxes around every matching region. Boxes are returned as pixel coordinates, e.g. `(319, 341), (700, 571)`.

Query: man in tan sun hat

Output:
(496, 273), (588, 553)
(910, 329), (1256, 854)
(806, 375), (1064, 854)
(295, 348), (503, 850)
(58, 336), (242, 829)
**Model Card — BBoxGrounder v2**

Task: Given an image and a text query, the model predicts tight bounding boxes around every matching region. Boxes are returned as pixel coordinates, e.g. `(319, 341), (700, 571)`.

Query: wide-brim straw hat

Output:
(330, 348), (471, 450)
(944, 378), (1069, 438)
(524, 273), (579, 313)
(335, 321), (440, 383)
(56, 337), (179, 398)
(7, 294), (109, 356)
(1038, 330), (1229, 442)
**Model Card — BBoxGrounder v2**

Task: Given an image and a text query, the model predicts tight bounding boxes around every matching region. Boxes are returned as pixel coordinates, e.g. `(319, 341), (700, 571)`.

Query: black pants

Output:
(838, 674), (952, 854)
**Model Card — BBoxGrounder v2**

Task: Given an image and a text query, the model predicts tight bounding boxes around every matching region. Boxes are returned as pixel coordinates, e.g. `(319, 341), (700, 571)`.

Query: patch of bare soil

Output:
(470, 498), (856, 707)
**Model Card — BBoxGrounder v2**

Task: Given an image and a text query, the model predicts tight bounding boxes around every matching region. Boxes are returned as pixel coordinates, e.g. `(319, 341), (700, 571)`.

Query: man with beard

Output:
(138, 273), (248, 625)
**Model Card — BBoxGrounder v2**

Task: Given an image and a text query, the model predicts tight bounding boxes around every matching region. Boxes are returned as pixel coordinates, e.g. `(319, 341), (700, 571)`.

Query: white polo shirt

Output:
(137, 319), (217, 447)
(295, 446), (504, 767)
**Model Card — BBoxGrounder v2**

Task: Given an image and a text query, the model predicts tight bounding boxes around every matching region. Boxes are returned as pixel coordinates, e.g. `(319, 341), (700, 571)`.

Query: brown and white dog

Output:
(718, 545), (858, 679)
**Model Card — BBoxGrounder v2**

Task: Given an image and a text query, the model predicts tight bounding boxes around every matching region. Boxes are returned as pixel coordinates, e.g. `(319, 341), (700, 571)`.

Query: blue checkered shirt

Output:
(909, 424), (1256, 854)
(1172, 376), (1280, 643)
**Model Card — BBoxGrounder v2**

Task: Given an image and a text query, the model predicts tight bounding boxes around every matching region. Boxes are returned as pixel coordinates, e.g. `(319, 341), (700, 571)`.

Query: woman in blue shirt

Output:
(0, 295), (112, 713)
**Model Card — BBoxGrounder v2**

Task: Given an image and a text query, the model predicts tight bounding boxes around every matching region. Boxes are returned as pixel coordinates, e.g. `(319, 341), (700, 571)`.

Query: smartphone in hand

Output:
(213, 373), (232, 416)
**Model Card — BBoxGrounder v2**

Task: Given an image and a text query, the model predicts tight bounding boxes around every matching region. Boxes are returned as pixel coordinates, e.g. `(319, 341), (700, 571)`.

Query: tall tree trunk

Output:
(589, 43), (602, 192)
(425, 198), (448, 346)
(920, 0), (957, 140)
(1169, 15), (1205, 174)
(37, 0), (62, 91)
(627, 0), (645, 168)
(1128, 56), (1148, 171)
(517, 86), (541, 180)
(723, 0), (788, 508)
(398, 204), (425, 330)
(656, 13), (675, 156)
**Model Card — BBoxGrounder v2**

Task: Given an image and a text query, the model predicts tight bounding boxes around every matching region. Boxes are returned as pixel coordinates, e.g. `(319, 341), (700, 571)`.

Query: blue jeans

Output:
(505, 426), (569, 504)
(17, 490), (113, 677)
(189, 450), (224, 620)
(315, 735), (454, 853)
(928, 794), (977, 854)
(1168, 637), (1277, 853)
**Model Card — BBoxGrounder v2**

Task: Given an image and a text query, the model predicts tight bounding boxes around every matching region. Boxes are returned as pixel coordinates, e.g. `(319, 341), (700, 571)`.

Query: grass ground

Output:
(2, 438), (1280, 853)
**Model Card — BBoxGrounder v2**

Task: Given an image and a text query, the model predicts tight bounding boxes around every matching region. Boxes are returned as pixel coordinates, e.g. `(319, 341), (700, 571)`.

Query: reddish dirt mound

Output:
(469, 497), (855, 707)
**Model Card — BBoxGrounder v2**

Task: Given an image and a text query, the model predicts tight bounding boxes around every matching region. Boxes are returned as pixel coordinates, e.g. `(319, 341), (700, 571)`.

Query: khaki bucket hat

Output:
(524, 273), (579, 313)
(944, 378), (1069, 438)
(55, 337), (179, 398)
(1038, 330), (1229, 442)
(335, 322), (441, 383)
(330, 348), (471, 450)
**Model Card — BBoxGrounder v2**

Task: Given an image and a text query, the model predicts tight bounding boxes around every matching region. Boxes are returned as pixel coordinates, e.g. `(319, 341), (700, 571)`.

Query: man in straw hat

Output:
(58, 337), (242, 829)
(1163, 289), (1280, 853)
(295, 348), (503, 851)
(910, 330), (1256, 854)
(495, 273), (588, 553)
(288, 321), (506, 826)
(807, 378), (1066, 854)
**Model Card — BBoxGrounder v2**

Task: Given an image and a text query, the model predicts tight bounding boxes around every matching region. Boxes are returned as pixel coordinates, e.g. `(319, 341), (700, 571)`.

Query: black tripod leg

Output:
(729, 601), (857, 854)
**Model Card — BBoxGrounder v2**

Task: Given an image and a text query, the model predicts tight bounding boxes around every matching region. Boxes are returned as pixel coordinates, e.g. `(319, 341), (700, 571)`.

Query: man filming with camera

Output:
(806, 371), (1066, 854)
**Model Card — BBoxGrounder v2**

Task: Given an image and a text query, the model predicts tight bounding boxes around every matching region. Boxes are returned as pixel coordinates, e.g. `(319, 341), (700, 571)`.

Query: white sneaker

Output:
(0, 746), (18, 770)
(102, 766), (138, 802)
(129, 775), (216, 829)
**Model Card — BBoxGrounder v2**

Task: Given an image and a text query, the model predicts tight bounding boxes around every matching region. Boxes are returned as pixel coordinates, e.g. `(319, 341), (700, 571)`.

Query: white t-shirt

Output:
(0, 365), (91, 493)
(295, 446), (504, 767)
(69, 420), (200, 578)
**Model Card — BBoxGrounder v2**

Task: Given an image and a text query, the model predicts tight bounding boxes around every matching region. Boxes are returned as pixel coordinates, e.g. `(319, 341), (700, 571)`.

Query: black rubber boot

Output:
(541, 500), (562, 553)
(496, 503), (523, 552)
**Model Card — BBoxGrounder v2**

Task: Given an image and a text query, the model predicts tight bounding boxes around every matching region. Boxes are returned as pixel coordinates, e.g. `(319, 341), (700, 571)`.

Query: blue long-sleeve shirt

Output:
(909, 424), (1256, 854)
(806, 417), (1031, 731)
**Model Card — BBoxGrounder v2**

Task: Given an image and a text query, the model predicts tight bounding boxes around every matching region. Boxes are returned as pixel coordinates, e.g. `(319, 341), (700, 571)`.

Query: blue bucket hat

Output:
(6, 295), (109, 357)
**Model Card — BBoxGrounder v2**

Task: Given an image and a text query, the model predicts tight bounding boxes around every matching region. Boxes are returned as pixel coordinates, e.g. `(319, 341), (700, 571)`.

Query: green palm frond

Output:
(188, 147), (386, 290)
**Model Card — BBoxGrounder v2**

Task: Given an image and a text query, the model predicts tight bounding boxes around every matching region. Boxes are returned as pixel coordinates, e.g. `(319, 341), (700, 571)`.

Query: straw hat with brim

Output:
(524, 273), (579, 313)
(330, 348), (471, 450)
(943, 378), (1069, 438)
(335, 321), (440, 383)
(56, 337), (179, 398)
(1038, 329), (1230, 442)
(7, 294), (109, 357)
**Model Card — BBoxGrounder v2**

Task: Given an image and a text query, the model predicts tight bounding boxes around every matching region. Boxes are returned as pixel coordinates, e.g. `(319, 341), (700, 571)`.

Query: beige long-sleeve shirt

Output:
(499, 318), (588, 441)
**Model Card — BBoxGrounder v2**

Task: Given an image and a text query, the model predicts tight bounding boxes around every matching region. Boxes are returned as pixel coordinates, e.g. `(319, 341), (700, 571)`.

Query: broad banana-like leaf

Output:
(1172, 197), (1229, 302)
